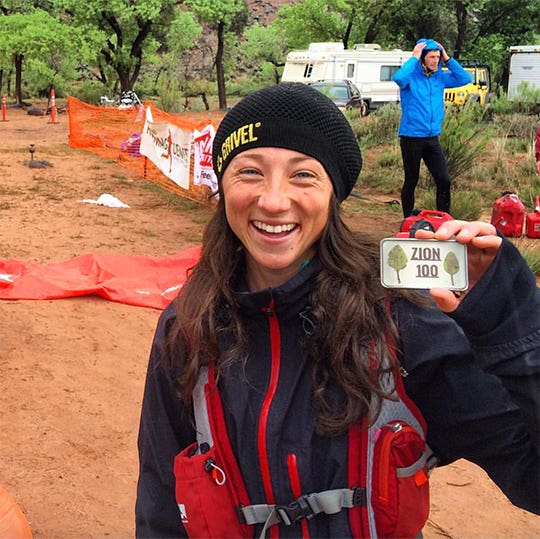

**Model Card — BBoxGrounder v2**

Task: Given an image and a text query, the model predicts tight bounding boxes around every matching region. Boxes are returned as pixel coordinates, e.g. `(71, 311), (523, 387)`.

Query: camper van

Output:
(508, 45), (540, 99)
(281, 42), (413, 111)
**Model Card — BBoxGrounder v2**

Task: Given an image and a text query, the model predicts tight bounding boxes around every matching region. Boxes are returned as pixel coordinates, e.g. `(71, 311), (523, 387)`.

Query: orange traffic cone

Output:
(49, 88), (58, 124)
(1, 93), (7, 122)
(0, 484), (32, 538)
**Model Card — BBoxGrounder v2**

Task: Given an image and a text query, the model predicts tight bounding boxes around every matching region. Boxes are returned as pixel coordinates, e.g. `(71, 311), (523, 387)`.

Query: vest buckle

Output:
(275, 495), (315, 526)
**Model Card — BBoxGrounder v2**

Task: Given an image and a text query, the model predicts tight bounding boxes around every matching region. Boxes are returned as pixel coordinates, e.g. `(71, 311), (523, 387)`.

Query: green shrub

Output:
(415, 187), (483, 221)
(510, 82), (540, 115)
(227, 76), (267, 97)
(71, 81), (112, 105)
(447, 189), (484, 220)
(490, 84), (540, 116)
(439, 102), (492, 183)
(519, 175), (540, 210)
(360, 104), (401, 147)
(491, 112), (539, 139)
(513, 238), (540, 275)
(156, 78), (184, 112)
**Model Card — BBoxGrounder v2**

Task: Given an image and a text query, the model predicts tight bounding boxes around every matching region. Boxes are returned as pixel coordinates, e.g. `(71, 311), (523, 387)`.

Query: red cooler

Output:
(490, 191), (525, 237)
(525, 196), (540, 239)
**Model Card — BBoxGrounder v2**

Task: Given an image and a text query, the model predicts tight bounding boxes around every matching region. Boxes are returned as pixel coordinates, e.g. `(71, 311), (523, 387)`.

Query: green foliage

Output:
(515, 239), (540, 274)
(439, 102), (492, 184)
(0, 8), (88, 101)
(491, 110), (539, 139)
(156, 78), (216, 112)
(491, 85), (540, 117)
(272, 0), (355, 50)
(20, 61), (56, 99)
(156, 78), (184, 112)
(509, 82), (540, 115)
(419, 188), (484, 221)
(70, 81), (111, 104)
(186, 0), (248, 29)
(376, 150), (401, 168)
(226, 76), (267, 97)
(166, 11), (202, 52)
(0, 0), (538, 108)
(53, 0), (181, 92)
(359, 104), (401, 147)
(461, 34), (507, 84)
(241, 23), (289, 85)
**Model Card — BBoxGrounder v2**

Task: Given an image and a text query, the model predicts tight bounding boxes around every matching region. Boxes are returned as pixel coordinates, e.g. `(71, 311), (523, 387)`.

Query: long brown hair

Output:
(169, 196), (422, 436)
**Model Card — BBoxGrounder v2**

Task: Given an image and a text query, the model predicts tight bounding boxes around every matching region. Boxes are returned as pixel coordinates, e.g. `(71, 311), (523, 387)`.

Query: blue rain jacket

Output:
(392, 50), (471, 137)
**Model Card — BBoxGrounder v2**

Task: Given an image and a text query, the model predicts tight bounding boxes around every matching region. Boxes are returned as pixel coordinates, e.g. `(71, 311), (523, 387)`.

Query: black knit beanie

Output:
(212, 83), (362, 202)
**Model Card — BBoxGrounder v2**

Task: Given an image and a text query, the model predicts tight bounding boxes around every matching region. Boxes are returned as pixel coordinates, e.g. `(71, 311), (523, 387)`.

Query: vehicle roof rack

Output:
(459, 60), (489, 69)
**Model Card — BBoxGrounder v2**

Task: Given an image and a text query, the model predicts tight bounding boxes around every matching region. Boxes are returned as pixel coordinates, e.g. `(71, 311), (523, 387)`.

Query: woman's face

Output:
(221, 147), (334, 291)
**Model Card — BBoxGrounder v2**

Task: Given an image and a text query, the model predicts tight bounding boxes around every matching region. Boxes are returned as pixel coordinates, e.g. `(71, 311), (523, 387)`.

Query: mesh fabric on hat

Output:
(212, 83), (362, 202)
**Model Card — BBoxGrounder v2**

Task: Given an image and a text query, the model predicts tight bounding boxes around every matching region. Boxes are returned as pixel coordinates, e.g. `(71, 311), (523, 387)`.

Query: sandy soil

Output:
(0, 106), (538, 539)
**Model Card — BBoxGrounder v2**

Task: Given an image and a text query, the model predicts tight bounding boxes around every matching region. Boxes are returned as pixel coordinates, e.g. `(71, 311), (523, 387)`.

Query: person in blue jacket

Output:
(392, 39), (472, 218)
(135, 83), (539, 538)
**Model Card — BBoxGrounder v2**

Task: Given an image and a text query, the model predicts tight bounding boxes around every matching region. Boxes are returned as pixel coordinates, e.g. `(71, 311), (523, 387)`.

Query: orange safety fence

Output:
(67, 96), (226, 206)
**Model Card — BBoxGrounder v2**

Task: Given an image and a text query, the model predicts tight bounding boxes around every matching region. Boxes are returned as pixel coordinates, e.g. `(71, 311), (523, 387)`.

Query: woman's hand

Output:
(414, 220), (502, 312)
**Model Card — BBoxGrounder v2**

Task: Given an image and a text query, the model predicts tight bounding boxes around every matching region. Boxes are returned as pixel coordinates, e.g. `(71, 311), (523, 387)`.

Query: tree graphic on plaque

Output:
(443, 251), (460, 286)
(387, 244), (408, 284)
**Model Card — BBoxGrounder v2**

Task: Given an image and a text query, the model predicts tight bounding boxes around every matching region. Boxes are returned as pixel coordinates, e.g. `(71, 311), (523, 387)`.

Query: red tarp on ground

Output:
(0, 247), (202, 310)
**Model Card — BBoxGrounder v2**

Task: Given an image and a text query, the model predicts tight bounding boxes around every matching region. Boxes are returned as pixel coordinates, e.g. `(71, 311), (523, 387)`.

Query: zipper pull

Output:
(205, 458), (226, 486)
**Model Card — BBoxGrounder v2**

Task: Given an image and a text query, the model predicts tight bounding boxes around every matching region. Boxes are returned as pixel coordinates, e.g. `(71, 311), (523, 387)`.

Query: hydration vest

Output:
(174, 357), (435, 538)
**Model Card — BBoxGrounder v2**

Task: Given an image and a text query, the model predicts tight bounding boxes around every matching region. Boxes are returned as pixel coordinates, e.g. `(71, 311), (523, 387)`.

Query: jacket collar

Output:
(231, 256), (322, 317)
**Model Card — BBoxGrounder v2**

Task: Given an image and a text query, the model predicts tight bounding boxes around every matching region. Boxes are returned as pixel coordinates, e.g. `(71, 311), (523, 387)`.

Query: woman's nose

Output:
(257, 177), (291, 213)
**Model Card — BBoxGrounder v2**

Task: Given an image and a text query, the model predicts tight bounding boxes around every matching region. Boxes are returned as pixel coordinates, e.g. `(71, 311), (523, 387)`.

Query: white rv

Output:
(508, 45), (540, 99)
(281, 42), (413, 111)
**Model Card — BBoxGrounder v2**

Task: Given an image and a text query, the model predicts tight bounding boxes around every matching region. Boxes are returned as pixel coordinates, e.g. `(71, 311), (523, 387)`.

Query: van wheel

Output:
(360, 101), (369, 117)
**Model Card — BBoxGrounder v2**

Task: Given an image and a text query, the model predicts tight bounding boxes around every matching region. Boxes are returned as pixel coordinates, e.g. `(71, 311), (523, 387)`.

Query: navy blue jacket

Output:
(392, 57), (471, 137)
(135, 238), (539, 537)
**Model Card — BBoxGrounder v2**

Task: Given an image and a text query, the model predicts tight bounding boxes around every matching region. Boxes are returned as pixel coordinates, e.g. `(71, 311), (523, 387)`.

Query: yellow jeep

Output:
(444, 63), (491, 106)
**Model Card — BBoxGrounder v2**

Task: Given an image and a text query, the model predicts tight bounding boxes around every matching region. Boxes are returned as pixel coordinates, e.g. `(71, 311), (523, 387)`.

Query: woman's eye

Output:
(294, 170), (316, 180)
(238, 167), (261, 176)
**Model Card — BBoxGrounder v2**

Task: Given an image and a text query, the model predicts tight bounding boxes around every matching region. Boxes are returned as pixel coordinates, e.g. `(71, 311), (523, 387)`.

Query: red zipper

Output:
(378, 421), (417, 505)
(257, 301), (281, 537)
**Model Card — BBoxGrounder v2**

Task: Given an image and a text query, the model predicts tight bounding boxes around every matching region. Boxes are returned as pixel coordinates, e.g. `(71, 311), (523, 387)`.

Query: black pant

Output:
(399, 136), (451, 218)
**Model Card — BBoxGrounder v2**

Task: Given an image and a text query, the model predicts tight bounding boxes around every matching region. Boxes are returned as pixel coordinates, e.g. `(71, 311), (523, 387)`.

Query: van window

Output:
(304, 64), (314, 78)
(346, 64), (355, 78)
(380, 65), (400, 81)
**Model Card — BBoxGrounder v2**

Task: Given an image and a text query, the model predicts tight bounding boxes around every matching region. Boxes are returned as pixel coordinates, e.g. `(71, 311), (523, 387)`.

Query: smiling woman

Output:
(135, 83), (540, 539)
(222, 148), (334, 291)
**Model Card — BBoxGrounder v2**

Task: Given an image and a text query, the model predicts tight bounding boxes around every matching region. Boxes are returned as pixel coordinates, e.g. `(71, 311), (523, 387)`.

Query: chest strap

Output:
(239, 487), (366, 536)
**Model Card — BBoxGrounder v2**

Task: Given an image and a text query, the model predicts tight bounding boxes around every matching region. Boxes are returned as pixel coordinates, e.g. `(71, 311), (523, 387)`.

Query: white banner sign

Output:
(193, 124), (218, 193)
(140, 106), (192, 189)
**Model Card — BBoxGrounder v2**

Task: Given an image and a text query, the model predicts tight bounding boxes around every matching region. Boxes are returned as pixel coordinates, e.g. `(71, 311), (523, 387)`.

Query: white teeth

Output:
(253, 221), (295, 234)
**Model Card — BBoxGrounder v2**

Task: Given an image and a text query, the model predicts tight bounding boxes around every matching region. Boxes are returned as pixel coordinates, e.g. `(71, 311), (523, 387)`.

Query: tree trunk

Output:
(200, 92), (209, 110)
(342, 10), (355, 49)
(216, 21), (227, 110)
(453, 1), (467, 59)
(14, 54), (23, 106)
(118, 69), (132, 93)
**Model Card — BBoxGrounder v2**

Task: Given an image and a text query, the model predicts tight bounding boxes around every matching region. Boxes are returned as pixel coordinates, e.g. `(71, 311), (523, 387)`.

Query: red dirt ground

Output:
(0, 106), (538, 538)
